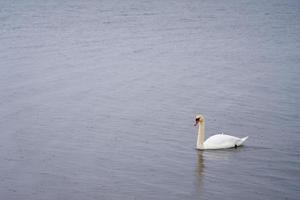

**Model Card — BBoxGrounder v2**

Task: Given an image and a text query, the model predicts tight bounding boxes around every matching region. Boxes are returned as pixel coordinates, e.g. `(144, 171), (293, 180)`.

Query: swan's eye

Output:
(197, 117), (203, 122)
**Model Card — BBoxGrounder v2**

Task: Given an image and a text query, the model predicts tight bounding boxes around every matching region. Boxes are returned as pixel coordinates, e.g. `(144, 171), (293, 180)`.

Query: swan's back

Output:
(203, 134), (248, 150)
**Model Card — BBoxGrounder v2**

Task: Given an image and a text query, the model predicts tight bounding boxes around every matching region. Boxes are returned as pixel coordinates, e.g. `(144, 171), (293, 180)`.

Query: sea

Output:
(0, 0), (299, 199)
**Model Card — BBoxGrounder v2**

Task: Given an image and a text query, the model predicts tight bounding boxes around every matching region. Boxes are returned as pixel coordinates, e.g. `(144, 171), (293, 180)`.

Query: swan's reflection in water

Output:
(195, 147), (247, 198)
(204, 147), (245, 161)
(195, 151), (205, 197)
(196, 151), (204, 177)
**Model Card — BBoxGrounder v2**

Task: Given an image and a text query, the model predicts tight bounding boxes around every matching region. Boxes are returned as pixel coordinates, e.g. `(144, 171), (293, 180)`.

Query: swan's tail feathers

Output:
(237, 136), (249, 146)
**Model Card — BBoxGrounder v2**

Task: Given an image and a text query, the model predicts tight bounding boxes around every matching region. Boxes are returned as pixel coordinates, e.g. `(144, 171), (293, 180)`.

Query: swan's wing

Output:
(204, 134), (247, 149)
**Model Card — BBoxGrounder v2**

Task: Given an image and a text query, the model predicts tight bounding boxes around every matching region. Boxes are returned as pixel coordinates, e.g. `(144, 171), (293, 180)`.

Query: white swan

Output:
(194, 115), (248, 150)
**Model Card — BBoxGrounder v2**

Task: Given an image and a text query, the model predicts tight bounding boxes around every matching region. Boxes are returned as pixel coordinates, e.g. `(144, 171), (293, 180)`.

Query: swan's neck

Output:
(197, 120), (205, 149)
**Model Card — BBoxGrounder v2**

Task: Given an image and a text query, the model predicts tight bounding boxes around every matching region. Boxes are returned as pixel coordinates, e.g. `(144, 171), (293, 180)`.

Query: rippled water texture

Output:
(1, 0), (300, 199)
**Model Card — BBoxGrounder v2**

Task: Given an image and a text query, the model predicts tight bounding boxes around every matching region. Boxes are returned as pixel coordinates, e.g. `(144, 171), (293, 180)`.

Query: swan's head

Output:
(194, 115), (204, 126)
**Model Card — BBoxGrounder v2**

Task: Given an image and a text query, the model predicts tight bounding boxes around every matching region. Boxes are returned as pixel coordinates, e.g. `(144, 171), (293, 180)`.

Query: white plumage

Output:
(194, 115), (248, 150)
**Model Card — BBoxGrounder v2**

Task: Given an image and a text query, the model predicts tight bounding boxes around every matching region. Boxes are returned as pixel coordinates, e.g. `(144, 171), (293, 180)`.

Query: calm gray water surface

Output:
(1, 0), (300, 199)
